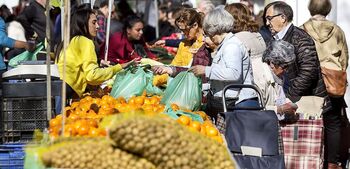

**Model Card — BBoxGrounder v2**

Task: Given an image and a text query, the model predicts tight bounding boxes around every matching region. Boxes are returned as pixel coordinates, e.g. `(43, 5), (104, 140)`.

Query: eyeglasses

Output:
(265, 13), (283, 22)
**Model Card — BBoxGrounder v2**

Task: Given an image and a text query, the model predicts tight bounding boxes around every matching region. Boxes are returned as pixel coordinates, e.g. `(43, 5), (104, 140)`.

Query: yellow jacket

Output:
(171, 34), (204, 66)
(57, 36), (122, 97)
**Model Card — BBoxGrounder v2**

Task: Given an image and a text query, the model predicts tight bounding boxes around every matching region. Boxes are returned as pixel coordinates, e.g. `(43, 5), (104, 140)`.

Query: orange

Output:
(206, 126), (219, 137)
(84, 96), (93, 102)
(150, 97), (159, 105)
(68, 113), (79, 121)
(118, 97), (127, 104)
(88, 127), (100, 137)
(189, 121), (201, 132)
(70, 102), (80, 109)
(170, 104), (180, 111)
(194, 111), (207, 120)
(92, 98), (101, 105)
(49, 118), (60, 127)
(135, 96), (145, 105)
(73, 120), (87, 131)
(87, 119), (98, 128)
(177, 115), (191, 126)
(212, 135), (224, 144)
(98, 128), (107, 136)
(101, 95), (110, 102)
(78, 124), (89, 136)
(64, 124), (77, 136)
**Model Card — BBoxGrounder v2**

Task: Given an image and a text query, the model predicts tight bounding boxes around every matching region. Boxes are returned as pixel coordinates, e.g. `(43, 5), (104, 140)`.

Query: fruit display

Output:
(48, 93), (165, 138)
(41, 138), (156, 169)
(108, 113), (235, 169)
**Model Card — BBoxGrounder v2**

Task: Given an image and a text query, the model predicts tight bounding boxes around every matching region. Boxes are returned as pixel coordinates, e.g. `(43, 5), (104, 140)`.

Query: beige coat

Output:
(302, 18), (349, 71)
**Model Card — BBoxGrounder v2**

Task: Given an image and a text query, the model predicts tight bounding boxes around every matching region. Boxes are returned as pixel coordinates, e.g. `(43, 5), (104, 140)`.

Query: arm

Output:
(165, 39), (182, 47)
(339, 29), (349, 70)
(79, 37), (122, 85)
(205, 42), (243, 81)
(143, 41), (157, 59)
(287, 36), (320, 96)
(107, 33), (123, 63)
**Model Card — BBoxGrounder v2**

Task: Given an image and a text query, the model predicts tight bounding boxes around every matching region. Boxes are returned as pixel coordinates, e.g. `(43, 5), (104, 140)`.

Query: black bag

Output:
(220, 84), (285, 169)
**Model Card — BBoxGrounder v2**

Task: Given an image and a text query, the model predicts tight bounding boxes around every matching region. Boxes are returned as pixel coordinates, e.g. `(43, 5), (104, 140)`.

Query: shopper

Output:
(302, 0), (348, 168)
(264, 1), (329, 110)
(56, 7), (134, 98)
(189, 8), (257, 119)
(101, 15), (156, 64)
(152, 8), (211, 85)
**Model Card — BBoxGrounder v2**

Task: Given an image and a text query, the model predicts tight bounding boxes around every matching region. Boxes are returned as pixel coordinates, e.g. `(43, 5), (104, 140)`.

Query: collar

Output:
(274, 23), (292, 40)
(217, 32), (234, 51)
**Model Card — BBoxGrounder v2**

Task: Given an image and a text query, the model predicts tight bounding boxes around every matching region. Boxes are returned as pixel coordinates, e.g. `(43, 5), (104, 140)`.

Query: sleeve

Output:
(165, 39), (182, 47)
(205, 43), (243, 81)
(16, 5), (35, 39)
(0, 24), (15, 48)
(287, 36), (320, 96)
(339, 29), (349, 70)
(79, 37), (122, 85)
(107, 34), (123, 63)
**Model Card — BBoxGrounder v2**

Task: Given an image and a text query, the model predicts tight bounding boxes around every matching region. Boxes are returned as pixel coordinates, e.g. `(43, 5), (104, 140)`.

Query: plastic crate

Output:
(0, 144), (25, 169)
(1, 97), (55, 143)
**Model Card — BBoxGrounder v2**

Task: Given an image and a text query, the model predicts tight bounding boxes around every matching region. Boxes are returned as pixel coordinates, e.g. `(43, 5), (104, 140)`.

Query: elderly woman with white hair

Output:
(262, 40), (298, 118)
(189, 8), (258, 120)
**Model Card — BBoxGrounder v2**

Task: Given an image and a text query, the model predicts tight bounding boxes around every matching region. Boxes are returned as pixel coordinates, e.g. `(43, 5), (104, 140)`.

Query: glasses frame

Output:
(265, 13), (283, 22)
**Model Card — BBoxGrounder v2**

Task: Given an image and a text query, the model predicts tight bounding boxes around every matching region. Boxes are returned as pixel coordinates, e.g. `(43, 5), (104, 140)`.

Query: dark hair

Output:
(159, 4), (169, 14)
(70, 7), (96, 40)
(175, 8), (203, 28)
(99, 0), (109, 8)
(225, 3), (259, 33)
(308, 0), (331, 16)
(267, 1), (293, 22)
(0, 5), (14, 22)
(122, 15), (143, 33)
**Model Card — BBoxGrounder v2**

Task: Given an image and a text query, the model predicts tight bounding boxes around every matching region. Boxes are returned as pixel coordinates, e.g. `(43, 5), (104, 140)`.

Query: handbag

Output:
(8, 42), (44, 68)
(321, 66), (347, 97)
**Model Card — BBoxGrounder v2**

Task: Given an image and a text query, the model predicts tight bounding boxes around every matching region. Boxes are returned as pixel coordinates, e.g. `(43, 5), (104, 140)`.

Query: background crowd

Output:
(0, 0), (349, 168)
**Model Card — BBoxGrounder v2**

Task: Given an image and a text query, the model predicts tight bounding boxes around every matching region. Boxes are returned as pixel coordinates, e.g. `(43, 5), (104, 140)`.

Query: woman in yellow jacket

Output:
(152, 8), (211, 85)
(57, 7), (134, 98)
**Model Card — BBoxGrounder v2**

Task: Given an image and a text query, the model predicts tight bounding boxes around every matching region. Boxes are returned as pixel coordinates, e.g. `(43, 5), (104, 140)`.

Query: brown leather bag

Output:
(321, 66), (347, 97)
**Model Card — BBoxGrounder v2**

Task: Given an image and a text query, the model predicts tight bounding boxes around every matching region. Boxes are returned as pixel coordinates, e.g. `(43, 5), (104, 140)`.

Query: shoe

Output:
(328, 163), (342, 169)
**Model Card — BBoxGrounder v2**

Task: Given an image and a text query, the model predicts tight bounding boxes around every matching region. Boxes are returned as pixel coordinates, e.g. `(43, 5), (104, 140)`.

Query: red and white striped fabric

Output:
(281, 119), (324, 169)
(284, 156), (323, 169)
(281, 119), (323, 157)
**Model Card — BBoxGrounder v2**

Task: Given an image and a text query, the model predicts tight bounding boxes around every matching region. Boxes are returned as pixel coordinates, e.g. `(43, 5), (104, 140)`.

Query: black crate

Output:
(1, 97), (55, 143)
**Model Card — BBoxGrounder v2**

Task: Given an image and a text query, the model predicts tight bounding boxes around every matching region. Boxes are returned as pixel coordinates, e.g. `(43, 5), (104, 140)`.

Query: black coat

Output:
(282, 24), (331, 112)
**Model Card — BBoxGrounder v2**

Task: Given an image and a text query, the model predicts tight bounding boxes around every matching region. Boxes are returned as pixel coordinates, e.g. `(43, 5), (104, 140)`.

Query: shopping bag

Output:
(161, 71), (202, 111)
(8, 42), (44, 67)
(110, 66), (163, 99)
(164, 107), (204, 123)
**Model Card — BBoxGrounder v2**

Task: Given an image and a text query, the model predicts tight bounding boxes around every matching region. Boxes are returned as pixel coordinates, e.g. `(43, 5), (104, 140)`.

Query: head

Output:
(262, 40), (295, 76)
(224, 3), (259, 33)
(308, 0), (331, 17)
(99, 0), (115, 17)
(197, 0), (215, 15)
(265, 1), (293, 35)
(175, 8), (203, 40)
(0, 5), (13, 22)
(167, 7), (183, 27)
(203, 8), (234, 45)
(123, 15), (144, 41)
(70, 7), (98, 39)
(158, 5), (168, 22)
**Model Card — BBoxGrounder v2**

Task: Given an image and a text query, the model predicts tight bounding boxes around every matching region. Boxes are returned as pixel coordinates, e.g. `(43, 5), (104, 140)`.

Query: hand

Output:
(25, 41), (36, 52)
(121, 59), (139, 69)
(100, 59), (111, 67)
(154, 40), (166, 47)
(189, 65), (206, 76)
(278, 102), (298, 114)
(152, 65), (173, 75)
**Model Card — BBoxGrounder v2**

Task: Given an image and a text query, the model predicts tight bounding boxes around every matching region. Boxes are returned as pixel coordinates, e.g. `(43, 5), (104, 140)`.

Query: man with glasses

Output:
(264, 1), (330, 114)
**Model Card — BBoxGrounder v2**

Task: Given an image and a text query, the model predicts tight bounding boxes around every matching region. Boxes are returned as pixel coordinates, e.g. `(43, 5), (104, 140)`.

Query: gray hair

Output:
(263, 40), (296, 68)
(203, 8), (234, 37)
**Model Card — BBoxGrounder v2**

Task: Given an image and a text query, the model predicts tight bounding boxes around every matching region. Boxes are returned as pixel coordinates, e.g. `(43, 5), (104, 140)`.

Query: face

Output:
(268, 62), (284, 76)
(88, 14), (99, 37)
(203, 35), (216, 49)
(265, 6), (286, 35)
(127, 22), (144, 40)
(167, 12), (176, 26)
(177, 22), (198, 41)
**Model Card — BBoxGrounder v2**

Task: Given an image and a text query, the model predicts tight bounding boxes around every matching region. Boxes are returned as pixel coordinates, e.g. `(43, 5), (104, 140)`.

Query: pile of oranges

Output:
(170, 103), (223, 143)
(49, 93), (166, 138)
